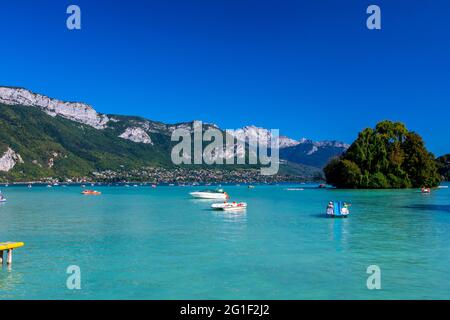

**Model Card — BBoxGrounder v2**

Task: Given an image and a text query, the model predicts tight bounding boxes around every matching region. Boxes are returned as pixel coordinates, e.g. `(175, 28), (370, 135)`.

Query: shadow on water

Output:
(310, 213), (350, 219)
(401, 204), (450, 213)
(310, 213), (330, 219)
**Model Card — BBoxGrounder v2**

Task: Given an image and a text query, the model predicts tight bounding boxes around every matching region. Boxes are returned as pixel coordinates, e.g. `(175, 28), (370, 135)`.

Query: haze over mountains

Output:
(0, 86), (348, 181)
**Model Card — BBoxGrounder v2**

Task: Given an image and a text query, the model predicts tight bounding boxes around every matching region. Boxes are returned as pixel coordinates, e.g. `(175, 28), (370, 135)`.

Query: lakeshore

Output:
(0, 167), (323, 186)
(1, 182), (449, 299)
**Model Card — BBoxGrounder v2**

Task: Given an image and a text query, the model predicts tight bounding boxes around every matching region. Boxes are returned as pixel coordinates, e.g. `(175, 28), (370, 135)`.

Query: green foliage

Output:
(324, 158), (361, 188)
(436, 154), (450, 181)
(324, 120), (441, 189)
(0, 104), (172, 181)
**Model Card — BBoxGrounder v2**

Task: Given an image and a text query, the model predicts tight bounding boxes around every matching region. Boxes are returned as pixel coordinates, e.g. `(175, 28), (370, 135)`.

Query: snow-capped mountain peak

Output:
(230, 125), (348, 150)
(228, 125), (299, 148)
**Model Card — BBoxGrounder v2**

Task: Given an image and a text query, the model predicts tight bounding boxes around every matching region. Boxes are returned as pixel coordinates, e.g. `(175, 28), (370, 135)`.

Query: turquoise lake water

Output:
(0, 183), (449, 299)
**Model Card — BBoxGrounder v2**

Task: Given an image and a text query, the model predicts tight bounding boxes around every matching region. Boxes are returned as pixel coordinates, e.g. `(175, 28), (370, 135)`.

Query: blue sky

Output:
(0, 0), (449, 155)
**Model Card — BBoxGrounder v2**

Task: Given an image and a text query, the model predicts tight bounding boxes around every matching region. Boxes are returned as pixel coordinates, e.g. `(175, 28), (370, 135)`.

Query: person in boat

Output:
(341, 203), (350, 215)
(326, 201), (334, 215)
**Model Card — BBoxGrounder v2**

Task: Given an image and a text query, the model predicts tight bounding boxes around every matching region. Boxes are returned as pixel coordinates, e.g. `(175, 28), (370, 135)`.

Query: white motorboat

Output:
(211, 201), (247, 211)
(190, 189), (229, 200)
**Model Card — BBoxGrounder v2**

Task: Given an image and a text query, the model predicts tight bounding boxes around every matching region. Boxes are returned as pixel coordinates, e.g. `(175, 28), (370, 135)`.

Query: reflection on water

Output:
(212, 210), (247, 223)
(0, 266), (24, 296)
(328, 217), (349, 251)
(211, 210), (247, 242)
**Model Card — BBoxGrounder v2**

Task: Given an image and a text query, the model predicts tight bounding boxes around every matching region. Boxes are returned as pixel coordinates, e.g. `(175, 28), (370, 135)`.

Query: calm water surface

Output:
(0, 183), (449, 299)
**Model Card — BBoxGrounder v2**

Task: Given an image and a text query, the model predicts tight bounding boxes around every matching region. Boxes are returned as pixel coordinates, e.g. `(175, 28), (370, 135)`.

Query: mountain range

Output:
(0, 86), (349, 181)
(230, 126), (349, 168)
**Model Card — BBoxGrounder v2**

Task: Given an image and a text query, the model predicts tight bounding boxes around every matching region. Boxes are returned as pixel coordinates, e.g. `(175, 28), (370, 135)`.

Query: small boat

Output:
(211, 201), (247, 211)
(326, 201), (350, 218)
(81, 190), (101, 195)
(248, 185), (255, 189)
(421, 187), (431, 194)
(286, 188), (304, 191)
(151, 184), (157, 188)
(0, 194), (6, 203)
(438, 185), (449, 189)
(190, 189), (229, 200)
(318, 184), (327, 189)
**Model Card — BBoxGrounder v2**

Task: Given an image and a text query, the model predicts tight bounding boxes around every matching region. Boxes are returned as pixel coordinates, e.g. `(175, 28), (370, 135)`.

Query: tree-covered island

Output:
(324, 121), (442, 189)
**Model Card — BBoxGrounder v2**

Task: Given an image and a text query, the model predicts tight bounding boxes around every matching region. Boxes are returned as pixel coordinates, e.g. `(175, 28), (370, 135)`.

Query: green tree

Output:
(436, 154), (450, 181)
(324, 158), (361, 188)
(324, 121), (441, 189)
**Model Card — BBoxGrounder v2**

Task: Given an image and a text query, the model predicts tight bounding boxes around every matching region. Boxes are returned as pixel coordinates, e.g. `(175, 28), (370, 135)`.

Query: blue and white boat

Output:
(326, 201), (350, 218)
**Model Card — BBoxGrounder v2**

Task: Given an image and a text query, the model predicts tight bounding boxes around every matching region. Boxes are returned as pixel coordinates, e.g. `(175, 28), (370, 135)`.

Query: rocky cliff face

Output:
(0, 87), (109, 129)
(119, 127), (153, 144)
(0, 147), (24, 172)
(229, 126), (299, 148)
(230, 125), (348, 150)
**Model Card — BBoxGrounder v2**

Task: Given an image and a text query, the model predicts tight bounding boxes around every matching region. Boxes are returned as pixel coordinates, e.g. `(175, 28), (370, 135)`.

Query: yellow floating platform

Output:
(0, 242), (25, 250)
